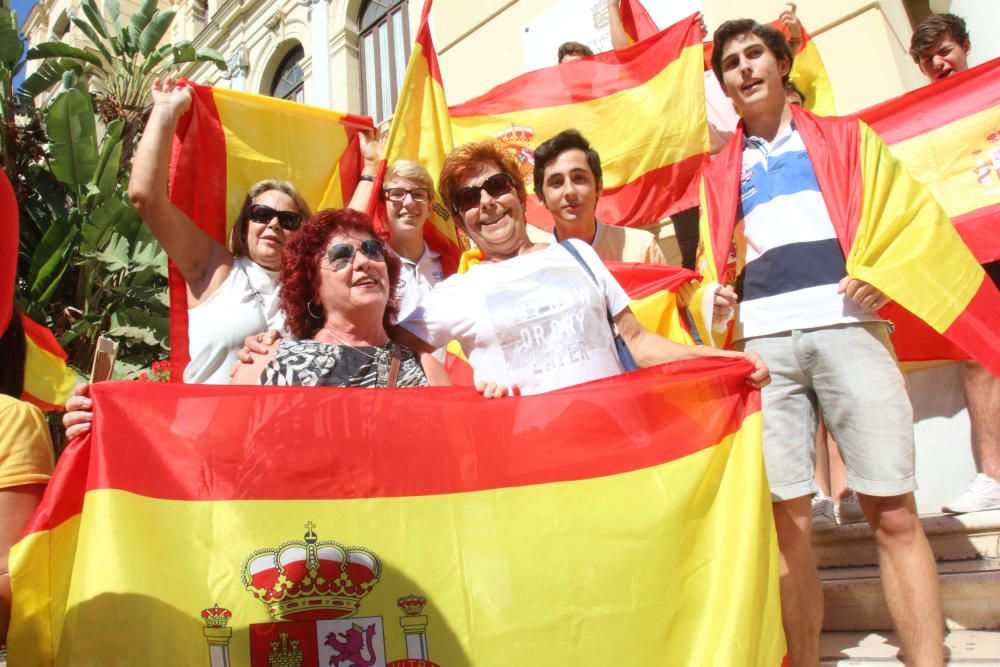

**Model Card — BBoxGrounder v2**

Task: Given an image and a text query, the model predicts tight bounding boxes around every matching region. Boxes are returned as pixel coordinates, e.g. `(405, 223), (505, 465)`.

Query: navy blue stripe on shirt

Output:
(741, 238), (847, 302)
(740, 149), (822, 219)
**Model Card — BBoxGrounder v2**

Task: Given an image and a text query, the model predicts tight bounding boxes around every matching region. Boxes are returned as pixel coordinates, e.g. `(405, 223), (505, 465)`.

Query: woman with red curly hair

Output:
(231, 209), (449, 387)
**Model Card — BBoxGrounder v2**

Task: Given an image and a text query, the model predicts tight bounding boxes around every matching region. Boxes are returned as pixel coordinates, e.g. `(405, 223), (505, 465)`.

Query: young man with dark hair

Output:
(909, 12), (1000, 514)
(557, 41), (594, 64)
(528, 129), (666, 264)
(694, 19), (947, 664)
(909, 13), (970, 80)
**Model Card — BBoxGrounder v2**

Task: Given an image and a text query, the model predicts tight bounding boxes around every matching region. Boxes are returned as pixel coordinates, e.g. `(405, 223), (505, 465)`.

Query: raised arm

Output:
(607, 0), (630, 50)
(128, 79), (231, 300)
(347, 132), (384, 213)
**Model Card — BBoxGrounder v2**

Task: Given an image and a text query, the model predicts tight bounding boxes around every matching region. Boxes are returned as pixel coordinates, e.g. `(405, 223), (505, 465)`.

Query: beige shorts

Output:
(742, 322), (915, 501)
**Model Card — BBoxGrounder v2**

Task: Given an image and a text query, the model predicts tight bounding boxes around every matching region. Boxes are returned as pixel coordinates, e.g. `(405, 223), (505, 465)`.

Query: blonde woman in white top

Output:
(127, 79), (312, 384)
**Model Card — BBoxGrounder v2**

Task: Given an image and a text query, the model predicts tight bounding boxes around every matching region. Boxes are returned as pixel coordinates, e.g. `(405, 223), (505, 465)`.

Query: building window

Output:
(271, 46), (305, 103)
(358, 0), (410, 124)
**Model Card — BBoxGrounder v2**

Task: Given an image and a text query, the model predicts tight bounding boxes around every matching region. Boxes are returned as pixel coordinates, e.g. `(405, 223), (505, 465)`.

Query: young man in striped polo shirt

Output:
(707, 20), (944, 664)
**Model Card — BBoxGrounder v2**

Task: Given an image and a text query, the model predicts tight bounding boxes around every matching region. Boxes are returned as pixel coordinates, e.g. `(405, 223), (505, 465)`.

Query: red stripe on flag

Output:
(880, 302), (966, 364)
(415, 0), (443, 85)
(954, 203), (1000, 265)
(34, 359), (759, 512)
(20, 313), (67, 360)
(337, 131), (365, 206)
(607, 262), (701, 299)
(856, 58), (1000, 145)
(620, 0), (659, 42)
(525, 152), (707, 230)
(167, 83), (228, 379)
(941, 277), (1000, 377)
(449, 17), (700, 116)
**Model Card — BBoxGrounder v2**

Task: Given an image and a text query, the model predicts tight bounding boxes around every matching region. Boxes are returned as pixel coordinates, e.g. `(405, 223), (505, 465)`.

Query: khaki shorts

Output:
(742, 322), (915, 501)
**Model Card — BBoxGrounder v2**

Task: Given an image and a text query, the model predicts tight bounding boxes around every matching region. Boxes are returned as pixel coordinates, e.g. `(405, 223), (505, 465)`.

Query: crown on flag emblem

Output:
(496, 126), (536, 182)
(201, 603), (233, 628)
(241, 522), (382, 621)
(397, 594), (426, 617)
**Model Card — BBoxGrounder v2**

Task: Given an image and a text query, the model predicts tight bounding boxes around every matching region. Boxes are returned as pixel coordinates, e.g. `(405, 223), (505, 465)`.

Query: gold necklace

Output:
(322, 326), (389, 360)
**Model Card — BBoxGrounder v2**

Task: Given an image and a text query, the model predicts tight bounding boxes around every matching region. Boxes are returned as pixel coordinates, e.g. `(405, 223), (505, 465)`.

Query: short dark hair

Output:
(557, 41), (594, 63)
(711, 19), (794, 87)
(532, 129), (602, 203)
(909, 13), (969, 63)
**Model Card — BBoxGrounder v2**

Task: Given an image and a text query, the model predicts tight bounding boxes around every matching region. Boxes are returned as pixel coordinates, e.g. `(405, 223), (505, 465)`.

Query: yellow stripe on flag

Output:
(630, 291), (695, 345)
(451, 44), (707, 194)
(212, 89), (364, 234)
(884, 105), (1000, 220)
(23, 337), (77, 409)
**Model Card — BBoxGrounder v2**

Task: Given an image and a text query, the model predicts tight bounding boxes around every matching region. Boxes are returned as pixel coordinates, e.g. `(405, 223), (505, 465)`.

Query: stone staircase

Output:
(814, 509), (1000, 665)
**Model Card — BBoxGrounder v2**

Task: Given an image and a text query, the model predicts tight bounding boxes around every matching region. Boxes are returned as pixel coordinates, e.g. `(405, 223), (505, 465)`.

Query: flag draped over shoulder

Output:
(856, 57), (1000, 265)
(381, 0), (460, 275)
(167, 83), (374, 375)
(449, 15), (708, 230)
(10, 361), (785, 665)
(689, 107), (1000, 375)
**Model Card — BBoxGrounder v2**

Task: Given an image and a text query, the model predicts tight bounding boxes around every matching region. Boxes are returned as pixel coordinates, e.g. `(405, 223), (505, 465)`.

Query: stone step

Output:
(821, 630), (1000, 665)
(813, 510), (1000, 569)
(822, 561), (1000, 631)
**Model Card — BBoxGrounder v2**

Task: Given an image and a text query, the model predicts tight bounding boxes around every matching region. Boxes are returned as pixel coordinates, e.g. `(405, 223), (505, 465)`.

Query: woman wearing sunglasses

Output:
(127, 79), (311, 384)
(230, 209), (448, 387)
(394, 140), (770, 396)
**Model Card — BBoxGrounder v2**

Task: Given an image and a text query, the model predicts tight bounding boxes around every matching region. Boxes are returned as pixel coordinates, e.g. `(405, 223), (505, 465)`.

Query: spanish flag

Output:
(689, 107), (1000, 375)
(381, 0), (460, 275)
(167, 83), (374, 376)
(449, 14), (709, 230)
(1, 169), (77, 410)
(856, 57), (1000, 265)
(622, 0), (836, 115)
(9, 360), (785, 665)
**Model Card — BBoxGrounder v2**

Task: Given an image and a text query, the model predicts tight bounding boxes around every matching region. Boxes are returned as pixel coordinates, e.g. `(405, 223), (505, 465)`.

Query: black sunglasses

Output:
(326, 239), (386, 271)
(451, 172), (516, 214)
(249, 204), (302, 231)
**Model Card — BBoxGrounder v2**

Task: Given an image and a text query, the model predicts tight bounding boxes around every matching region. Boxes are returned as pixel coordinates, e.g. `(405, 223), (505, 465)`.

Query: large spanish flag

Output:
(689, 106), (1000, 374)
(9, 360), (785, 665)
(167, 84), (374, 376)
(449, 14), (709, 231)
(381, 0), (460, 274)
(856, 57), (1000, 265)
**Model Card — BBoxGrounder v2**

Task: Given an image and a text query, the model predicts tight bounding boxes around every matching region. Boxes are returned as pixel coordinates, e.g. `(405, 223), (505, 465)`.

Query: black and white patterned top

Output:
(259, 339), (429, 388)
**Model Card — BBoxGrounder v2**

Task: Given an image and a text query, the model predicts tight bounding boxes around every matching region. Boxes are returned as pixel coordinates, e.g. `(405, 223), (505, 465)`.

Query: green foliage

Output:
(1, 0), (221, 379)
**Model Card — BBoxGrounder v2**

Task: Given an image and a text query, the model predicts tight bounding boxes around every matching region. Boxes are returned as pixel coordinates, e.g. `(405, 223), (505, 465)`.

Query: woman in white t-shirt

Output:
(128, 79), (312, 384)
(395, 140), (770, 396)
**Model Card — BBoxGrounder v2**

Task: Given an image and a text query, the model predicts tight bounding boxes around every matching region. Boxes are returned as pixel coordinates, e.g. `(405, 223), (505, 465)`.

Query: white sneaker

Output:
(812, 494), (835, 527)
(835, 492), (865, 524)
(942, 473), (1000, 514)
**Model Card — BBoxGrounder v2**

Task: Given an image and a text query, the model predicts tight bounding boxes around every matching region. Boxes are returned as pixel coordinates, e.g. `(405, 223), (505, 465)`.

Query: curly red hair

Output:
(279, 208), (402, 339)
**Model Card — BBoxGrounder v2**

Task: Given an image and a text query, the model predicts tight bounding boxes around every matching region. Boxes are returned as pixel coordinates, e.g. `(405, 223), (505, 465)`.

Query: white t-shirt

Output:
(393, 243), (446, 323)
(400, 240), (631, 395)
(186, 256), (286, 384)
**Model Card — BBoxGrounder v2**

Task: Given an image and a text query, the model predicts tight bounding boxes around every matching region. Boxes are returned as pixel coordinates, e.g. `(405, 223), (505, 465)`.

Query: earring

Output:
(307, 301), (322, 319)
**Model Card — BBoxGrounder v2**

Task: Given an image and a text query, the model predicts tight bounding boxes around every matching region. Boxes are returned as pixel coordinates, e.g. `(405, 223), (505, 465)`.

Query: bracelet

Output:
(359, 175), (375, 182)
